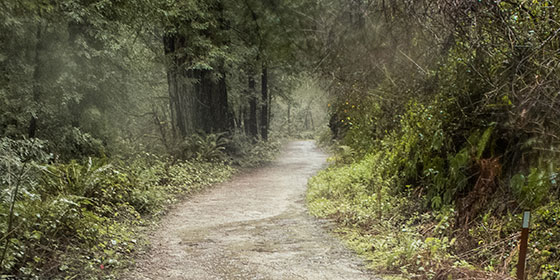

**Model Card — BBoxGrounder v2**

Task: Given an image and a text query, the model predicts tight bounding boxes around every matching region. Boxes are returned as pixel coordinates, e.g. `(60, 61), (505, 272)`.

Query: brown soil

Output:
(124, 140), (379, 280)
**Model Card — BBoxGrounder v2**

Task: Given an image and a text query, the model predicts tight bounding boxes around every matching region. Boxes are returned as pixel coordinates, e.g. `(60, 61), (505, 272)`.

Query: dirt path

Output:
(125, 141), (379, 280)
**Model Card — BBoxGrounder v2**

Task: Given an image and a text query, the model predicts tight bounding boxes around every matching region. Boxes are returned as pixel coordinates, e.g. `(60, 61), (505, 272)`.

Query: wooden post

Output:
(517, 211), (530, 280)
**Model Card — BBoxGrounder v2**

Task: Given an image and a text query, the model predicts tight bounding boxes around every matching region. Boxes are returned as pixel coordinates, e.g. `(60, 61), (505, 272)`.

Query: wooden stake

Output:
(517, 211), (530, 280)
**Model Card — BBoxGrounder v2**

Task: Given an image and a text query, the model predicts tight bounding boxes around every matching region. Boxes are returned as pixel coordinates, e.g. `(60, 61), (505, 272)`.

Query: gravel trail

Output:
(125, 140), (379, 280)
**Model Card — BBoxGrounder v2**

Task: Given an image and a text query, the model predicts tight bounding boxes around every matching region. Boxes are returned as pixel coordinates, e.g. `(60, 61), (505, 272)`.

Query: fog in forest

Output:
(1, 1), (559, 279)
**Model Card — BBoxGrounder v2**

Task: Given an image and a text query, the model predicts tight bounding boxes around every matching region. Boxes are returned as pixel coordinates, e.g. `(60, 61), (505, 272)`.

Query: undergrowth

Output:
(309, 1), (560, 279)
(308, 102), (560, 280)
(0, 134), (279, 279)
(309, 154), (560, 279)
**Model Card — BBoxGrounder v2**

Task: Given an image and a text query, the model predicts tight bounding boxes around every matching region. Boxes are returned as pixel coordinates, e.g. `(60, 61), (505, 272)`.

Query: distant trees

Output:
(2, 2), (318, 277)
(152, 0), (308, 143)
(226, 0), (312, 140)
(0, 0), (313, 161)
(160, 0), (230, 137)
(0, 1), (164, 158)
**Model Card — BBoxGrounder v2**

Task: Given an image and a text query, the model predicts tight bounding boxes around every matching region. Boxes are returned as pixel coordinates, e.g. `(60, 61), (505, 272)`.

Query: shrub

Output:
(0, 144), (234, 278)
(227, 133), (280, 167)
(176, 133), (229, 162)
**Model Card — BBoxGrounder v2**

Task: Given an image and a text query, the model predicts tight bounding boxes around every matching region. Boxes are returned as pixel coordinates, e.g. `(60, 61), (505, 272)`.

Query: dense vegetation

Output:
(1, 138), (236, 278)
(0, 0), (292, 278)
(2, 0), (560, 279)
(308, 1), (560, 279)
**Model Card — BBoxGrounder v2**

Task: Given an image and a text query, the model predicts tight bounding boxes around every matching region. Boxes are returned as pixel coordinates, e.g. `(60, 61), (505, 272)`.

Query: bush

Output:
(308, 98), (560, 279)
(307, 152), (459, 278)
(176, 133), (229, 162)
(226, 132), (280, 167)
(0, 145), (234, 279)
(55, 127), (106, 161)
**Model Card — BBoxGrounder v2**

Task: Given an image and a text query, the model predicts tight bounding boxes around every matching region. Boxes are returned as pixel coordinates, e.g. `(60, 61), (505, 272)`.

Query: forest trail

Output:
(124, 140), (378, 280)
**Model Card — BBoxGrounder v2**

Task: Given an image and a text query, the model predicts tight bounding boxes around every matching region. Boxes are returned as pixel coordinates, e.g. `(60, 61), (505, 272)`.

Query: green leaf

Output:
(476, 124), (495, 159)
(510, 173), (525, 194)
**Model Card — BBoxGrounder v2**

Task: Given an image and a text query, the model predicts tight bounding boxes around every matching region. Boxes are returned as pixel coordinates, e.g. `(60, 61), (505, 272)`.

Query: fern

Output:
(476, 124), (495, 159)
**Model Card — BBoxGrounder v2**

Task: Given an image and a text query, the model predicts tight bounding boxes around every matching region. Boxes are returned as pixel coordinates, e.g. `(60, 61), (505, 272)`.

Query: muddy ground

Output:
(124, 140), (379, 280)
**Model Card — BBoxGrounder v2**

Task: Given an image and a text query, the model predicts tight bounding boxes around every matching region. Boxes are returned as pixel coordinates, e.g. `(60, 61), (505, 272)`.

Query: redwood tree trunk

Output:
(248, 75), (258, 138)
(164, 34), (193, 138)
(201, 67), (231, 133)
(260, 65), (268, 141)
(163, 34), (231, 138)
(29, 24), (46, 138)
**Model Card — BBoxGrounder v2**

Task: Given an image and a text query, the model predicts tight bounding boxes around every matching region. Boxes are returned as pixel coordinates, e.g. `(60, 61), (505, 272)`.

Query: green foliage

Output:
(308, 152), (397, 229)
(476, 125), (495, 160)
(309, 150), (557, 279)
(511, 168), (554, 210)
(0, 138), (51, 275)
(307, 152), (463, 278)
(311, 96), (558, 279)
(0, 138), (51, 180)
(177, 133), (229, 162)
(226, 133), (280, 167)
(0, 0), (170, 157)
(311, 65), (558, 278)
(462, 202), (560, 278)
(56, 127), (106, 161)
(0, 151), (233, 279)
(327, 144), (356, 165)
(529, 202), (560, 279)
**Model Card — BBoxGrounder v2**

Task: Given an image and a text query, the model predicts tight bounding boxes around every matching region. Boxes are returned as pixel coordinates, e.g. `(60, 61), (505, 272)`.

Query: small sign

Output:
(517, 210), (531, 280)
(522, 211), (531, 229)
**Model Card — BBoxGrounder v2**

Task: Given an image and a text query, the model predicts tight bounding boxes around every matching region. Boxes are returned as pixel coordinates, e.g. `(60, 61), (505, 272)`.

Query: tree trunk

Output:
(164, 34), (232, 138)
(243, 104), (250, 135)
(248, 75), (258, 138)
(260, 65), (268, 141)
(152, 106), (171, 152)
(309, 111), (315, 130)
(201, 67), (231, 133)
(163, 35), (178, 138)
(304, 109), (309, 130)
(287, 102), (291, 136)
(163, 0), (233, 138)
(163, 34), (194, 138)
(29, 24), (45, 138)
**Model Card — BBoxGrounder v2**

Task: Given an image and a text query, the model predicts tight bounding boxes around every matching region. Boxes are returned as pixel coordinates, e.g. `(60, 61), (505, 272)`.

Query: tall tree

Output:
(162, 0), (232, 138)
(260, 64), (269, 140)
(247, 74), (259, 138)
(228, 0), (311, 140)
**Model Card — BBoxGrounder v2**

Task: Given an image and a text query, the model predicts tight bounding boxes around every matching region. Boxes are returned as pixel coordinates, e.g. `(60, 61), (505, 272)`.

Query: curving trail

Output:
(125, 141), (379, 280)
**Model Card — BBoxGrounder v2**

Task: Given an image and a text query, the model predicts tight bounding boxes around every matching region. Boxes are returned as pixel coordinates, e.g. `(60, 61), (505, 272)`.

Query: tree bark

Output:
(29, 24), (45, 138)
(243, 104), (249, 135)
(163, 0), (233, 138)
(164, 34), (232, 138)
(200, 67), (231, 133)
(287, 102), (291, 136)
(248, 75), (258, 138)
(163, 34), (194, 138)
(260, 65), (268, 141)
